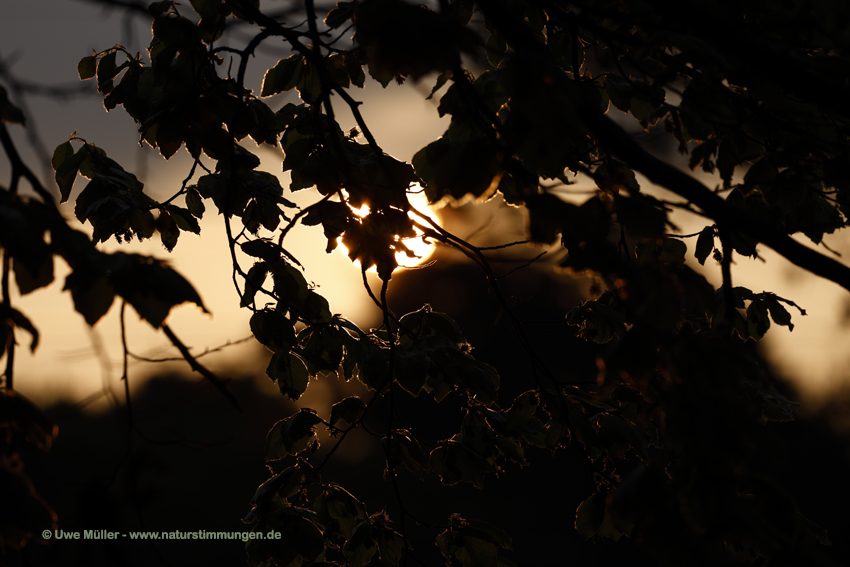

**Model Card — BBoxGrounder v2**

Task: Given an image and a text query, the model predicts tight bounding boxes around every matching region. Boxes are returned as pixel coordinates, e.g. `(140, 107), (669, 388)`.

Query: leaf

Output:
(761, 294), (795, 330)
(165, 205), (201, 234)
(295, 63), (322, 104)
(13, 256), (54, 295)
(504, 391), (538, 432)
(326, 53), (350, 89)
(241, 261), (268, 308)
(746, 299), (771, 340)
(325, 1), (357, 29)
(392, 346), (428, 396)
(53, 144), (88, 203)
(267, 351), (310, 400)
(398, 307), (466, 344)
(695, 226), (716, 265)
(436, 515), (512, 567)
(605, 74), (633, 112)
(189, 0), (221, 19)
(96, 51), (119, 93)
(147, 1), (174, 17)
(248, 465), (304, 508)
(241, 239), (284, 261)
(264, 509), (325, 567)
(77, 56), (97, 80)
(412, 136), (501, 207)
(250, 309), (297, 352)
(345, 52), (366, 88)
(575, 493), (605, 539)
(185, 187), (206, 218)
(107, 252), (208, 329)
(430, 442), (489, 488)
(455, 537), (498, 567)
(156, 208), (180, 251)
(383, 430), (428, 477)
(368, 63), (394, 88)
(427, 70), (452, 100)
(343, 521), (377, 567)
(51, 141), (74, 171)
(265, 409), (323, 460)
(595, 160), (640, 194)
(377, 529), (404, 567)
(314, 484), (367, 537)
(628, 80), (665, 123)
(329, 396), (366, 426)
(64, 271), (116, 326)
(486, 32), (507, 68)
(566, 300), (626, 344)
(636, 237), (687, 267)
(261, 55), (303, 97)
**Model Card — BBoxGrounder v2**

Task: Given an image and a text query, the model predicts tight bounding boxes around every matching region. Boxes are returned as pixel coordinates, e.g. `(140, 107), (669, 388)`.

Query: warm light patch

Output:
(399, 191), (437, 267)
(340, 189), (437, 271)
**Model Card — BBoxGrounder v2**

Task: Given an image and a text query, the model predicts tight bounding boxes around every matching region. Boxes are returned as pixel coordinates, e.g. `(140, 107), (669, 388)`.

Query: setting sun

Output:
(341, 188), (436, 271)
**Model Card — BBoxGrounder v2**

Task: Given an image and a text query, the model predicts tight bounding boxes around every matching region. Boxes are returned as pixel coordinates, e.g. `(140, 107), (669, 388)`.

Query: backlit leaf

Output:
(265, 409), (323, 460)
(330, 396), (366, 426)
(77, 56), (97, 80)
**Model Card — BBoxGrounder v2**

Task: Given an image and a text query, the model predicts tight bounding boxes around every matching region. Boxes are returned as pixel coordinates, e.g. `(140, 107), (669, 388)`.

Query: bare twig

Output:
(161, 324), (242, 412)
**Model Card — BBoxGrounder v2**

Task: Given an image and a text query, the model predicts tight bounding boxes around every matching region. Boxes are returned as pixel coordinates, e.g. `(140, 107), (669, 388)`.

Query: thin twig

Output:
(128, 335), (254, 363)
(161, 324), (242, 411)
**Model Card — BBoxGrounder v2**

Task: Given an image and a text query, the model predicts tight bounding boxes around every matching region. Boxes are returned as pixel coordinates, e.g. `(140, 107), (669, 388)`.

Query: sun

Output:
(342, 188), (437, 271)
(397, 190), (437, 267)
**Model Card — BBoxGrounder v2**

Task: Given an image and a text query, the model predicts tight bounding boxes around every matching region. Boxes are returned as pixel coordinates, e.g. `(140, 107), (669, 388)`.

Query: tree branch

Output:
(161, 324), (242, 411)
(478, 0), (850, 293)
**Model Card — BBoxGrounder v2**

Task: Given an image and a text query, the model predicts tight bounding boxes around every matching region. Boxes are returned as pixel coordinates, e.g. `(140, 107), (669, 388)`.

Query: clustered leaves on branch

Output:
(3, 0), (850, 564)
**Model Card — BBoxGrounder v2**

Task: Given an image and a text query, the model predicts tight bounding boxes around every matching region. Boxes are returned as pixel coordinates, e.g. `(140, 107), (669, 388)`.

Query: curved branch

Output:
(478, 0), (850, 293)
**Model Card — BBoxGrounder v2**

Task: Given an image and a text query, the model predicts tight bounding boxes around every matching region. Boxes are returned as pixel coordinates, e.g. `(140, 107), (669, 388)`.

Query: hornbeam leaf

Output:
(107, 253), (208, 328)
(695, 226), (716, 265)
(575, 493), (605, 539)
(13, 256), (54, 295)
(343, 521), (377, 567)
(265, 409), (323, 460)
(77, 56), (97, 80)
(329, 396), (366, 426)
(261, 55), (303, 97)
(267, 351), (310, 400)
(314, 484), (367, 537)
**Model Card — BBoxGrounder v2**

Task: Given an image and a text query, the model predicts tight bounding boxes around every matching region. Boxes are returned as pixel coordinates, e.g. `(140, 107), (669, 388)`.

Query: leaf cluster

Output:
(6, 0), (850, 564)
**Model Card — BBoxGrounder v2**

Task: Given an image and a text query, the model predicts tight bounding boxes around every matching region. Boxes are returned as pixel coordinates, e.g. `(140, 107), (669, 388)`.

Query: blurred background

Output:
(3, 1), (850, 565)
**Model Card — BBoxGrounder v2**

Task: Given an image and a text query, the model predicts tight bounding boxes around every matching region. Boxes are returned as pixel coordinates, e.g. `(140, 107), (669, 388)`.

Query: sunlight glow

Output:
(340, 188), (437, 272)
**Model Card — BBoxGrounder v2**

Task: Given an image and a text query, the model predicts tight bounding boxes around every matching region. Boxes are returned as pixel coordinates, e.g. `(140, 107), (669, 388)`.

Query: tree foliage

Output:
(3, 0), (850, 564)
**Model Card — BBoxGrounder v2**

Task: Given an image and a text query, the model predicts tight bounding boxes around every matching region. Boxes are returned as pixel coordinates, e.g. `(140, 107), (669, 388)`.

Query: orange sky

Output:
(3, 1), (850, 411)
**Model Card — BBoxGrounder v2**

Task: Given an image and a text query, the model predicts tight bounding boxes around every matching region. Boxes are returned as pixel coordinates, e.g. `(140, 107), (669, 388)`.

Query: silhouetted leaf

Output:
(567, 300), (626, 344)
(261, 55), (302, 98)
(265, 409), (323, 460)
(12, 256), (53, 295)
(315, 484), (367, 537)
(330, 396), (366, 426)
(695, 226), (716, 265)
(343, 521), (377, 567)
(77, 56), (97, 80)
(383, 429), (428, 477)
(267, 351), (310, 400)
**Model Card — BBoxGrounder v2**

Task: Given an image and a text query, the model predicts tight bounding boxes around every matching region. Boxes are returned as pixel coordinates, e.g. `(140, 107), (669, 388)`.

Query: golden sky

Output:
(2, 0), (850, 411)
